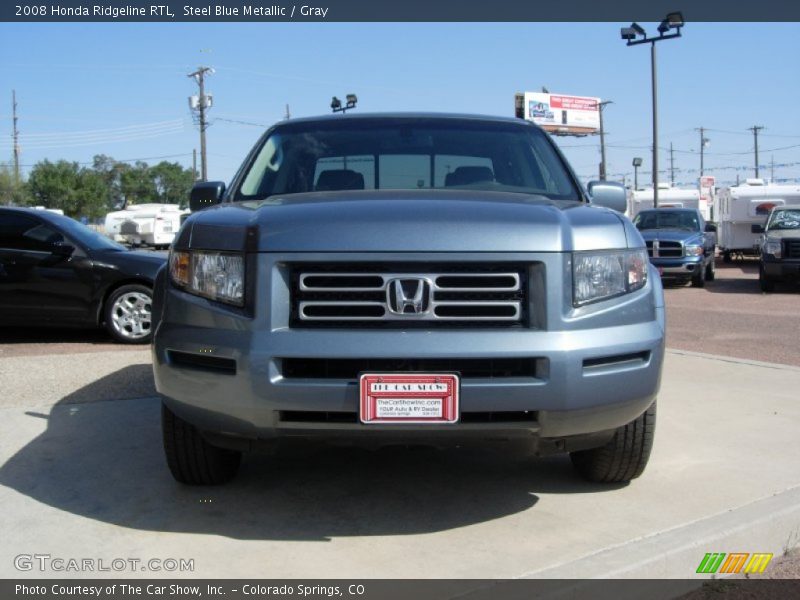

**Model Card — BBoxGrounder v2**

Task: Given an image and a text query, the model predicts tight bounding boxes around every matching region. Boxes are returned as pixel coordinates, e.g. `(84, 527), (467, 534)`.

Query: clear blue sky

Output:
(1, 22), (799, 187)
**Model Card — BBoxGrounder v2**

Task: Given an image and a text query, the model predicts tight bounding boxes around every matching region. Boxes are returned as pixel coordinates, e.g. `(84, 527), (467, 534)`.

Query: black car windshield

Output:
(634, 211), (700, 231)
(767, 208), (800, 230)
(234, 119), (580, 201)
(53, 215), (126, 251)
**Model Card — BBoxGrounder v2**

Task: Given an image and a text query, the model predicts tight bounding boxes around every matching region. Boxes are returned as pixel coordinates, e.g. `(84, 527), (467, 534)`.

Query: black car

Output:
(0, 207), (166, 343)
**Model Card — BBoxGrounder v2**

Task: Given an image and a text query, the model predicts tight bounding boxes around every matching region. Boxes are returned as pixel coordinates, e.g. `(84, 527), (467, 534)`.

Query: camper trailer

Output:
(104, 203), (187, 248)
(627, 183), (701, 219)
(716, 179), (800, 262)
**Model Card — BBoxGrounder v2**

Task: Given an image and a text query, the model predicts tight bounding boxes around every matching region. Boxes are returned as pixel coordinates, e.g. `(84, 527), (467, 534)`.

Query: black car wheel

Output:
(162, 403), (242, 485)
(570, 401), (656, 483)
(104, 283), (153, 344)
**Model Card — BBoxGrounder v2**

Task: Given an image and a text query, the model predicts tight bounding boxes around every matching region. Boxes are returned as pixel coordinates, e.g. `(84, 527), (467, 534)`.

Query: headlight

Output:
(763, 238), (782, 258)
(685, 245), (704, 256)
(169, 250), (245, 306)
(573, 248), (648, 307)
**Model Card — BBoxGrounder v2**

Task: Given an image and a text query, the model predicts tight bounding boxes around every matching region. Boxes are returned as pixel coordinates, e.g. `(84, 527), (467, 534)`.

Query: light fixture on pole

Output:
(621, 12), (684, 208)
(632, 157), (643, 190)
(331, 93), (358, 113)
(598, 100), (613, 181)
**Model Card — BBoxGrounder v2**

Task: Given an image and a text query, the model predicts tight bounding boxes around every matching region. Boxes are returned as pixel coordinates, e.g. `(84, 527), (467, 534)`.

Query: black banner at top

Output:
(3, 0), (800, 22)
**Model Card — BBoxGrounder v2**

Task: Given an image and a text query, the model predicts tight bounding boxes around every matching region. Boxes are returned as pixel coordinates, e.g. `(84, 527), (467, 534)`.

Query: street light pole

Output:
(632, 157), (643, 191)
(651, 41), (659, 206)
(621, 13), (684, 209)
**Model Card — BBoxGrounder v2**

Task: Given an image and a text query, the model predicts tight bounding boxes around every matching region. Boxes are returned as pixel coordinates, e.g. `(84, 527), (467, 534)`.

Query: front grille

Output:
(784, 239), (800, 259)
(281, 357), (541, 380)
(291, 263), (528, 327)
(645, 240), (683, 258)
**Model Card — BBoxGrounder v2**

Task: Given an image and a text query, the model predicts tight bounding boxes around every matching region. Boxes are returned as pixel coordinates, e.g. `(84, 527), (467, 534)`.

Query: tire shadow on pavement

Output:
(0, 365), (626, 541)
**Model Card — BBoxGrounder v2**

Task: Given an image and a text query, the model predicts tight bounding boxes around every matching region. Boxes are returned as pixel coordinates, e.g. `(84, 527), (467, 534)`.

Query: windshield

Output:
(766, 208), (800, 230)
(234, 119), (580, 201)
(633, 211), (700, 232)
(53, 215), (127, 251)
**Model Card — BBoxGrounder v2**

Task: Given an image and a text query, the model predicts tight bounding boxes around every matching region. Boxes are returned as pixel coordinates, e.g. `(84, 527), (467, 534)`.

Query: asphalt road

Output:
(663, 258), (800, 367)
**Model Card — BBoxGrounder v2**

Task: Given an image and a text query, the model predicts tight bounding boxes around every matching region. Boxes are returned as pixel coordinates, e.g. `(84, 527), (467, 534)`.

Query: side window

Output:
(0, 214), (63, 251)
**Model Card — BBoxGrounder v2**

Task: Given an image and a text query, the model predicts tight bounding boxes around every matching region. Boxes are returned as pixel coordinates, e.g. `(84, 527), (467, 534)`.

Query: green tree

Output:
(119, 161), (157, 205)
(150, 161), (195, 207)
(0, 163), (31, 206)
(92, 154), (128, 209)
(27, 160), (107, 219)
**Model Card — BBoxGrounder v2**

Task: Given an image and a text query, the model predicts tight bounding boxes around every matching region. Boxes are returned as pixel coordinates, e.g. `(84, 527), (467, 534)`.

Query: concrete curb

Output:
(520, 484), (800, 581)
(665, 348), (800, 372)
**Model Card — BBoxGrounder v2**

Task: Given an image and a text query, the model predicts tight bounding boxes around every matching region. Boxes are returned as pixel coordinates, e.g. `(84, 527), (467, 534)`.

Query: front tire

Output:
(162, 403), (242, 485)
(570, 401), (656, 483)
(759, 265), (775, 293)
(104, 284), (153, 344)
(704, 258), (716, 281)
(691, 267), (706, 288)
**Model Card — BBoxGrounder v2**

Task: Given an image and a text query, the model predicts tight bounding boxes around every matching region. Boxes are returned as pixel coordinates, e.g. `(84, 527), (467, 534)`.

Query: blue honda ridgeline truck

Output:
(152, 113), (665, 485)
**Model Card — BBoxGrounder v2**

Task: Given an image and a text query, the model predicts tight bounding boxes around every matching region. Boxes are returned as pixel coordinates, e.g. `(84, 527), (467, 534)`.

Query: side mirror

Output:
(751, 224), (764, 234)
(587, 180), (627, 213)
(705, 222), (718, 233)
(51, 241), (75, 257)
(189, 181), (226, 212)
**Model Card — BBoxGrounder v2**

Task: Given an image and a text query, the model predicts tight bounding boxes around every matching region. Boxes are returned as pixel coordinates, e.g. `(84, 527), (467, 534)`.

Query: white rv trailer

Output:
(627, 183), (701, 219)
(104, 203), (187, 248)
(716, 179), (800, 261)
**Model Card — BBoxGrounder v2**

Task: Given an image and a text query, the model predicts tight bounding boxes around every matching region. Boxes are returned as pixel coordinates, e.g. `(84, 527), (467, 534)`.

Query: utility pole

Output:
(192, 149), (198, 180)
(12, 90), (20, 183)
(284, 104), (291, 120)
(770, 155), (774, 183)
(598, 100), (613, 180)
(697, 127), (709, 177)
(669, 142), (675, 185)
(188, 66), (213, 181)
(748, 125), (764, 179)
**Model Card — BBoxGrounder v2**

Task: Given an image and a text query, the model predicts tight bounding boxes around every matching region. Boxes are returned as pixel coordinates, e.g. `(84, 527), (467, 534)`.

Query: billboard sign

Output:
(515, 92), (601, 135)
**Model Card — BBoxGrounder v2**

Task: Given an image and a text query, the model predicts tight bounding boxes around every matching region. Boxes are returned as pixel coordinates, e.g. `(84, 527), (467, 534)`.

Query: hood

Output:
(89, 248), (167, 281)
(764, 229), (800, 240)
(178, 190), (631, 253)
(637, 228), (703, 244)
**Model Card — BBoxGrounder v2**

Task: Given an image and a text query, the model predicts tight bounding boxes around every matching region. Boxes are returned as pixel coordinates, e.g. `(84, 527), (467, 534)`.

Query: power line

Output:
(14, 152), (193, 168)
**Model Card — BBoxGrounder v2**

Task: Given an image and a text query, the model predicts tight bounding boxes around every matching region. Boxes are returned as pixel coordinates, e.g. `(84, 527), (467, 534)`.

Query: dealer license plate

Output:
(359, 373), (460, 424)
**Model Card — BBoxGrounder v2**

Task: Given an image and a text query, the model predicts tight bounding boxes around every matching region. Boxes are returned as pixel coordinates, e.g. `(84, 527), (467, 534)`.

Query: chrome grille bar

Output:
(296, 270), (524, 323)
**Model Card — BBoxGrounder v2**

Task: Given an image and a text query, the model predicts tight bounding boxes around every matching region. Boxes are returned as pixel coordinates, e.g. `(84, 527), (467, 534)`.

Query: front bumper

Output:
(649, 256), (703, 277)
(762, 257), (800, 280)
(152, 252), (665, 445)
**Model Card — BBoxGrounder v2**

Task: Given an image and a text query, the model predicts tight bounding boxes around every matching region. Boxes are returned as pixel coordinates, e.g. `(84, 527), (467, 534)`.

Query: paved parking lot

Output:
(0, 260), (798, 580)
(664, 259), (800, 367)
